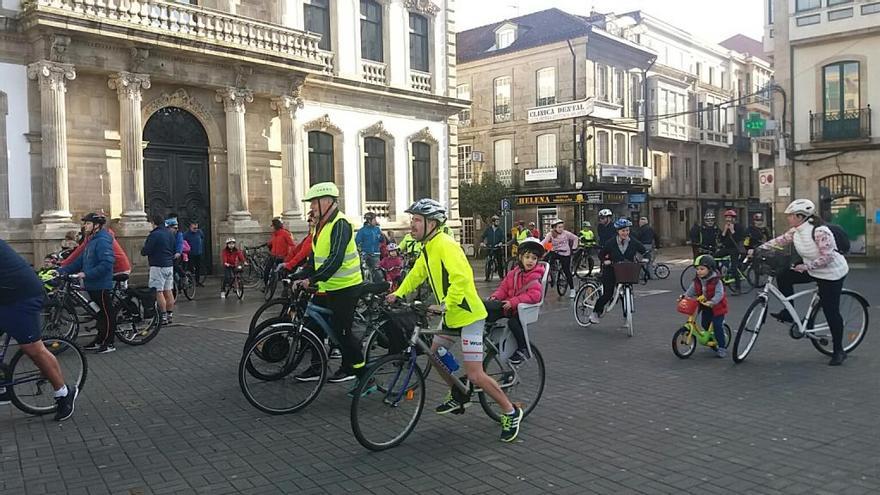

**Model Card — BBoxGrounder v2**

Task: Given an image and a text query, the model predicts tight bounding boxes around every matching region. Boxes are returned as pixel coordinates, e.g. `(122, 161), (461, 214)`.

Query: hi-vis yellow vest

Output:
(312, 213), (362, 292)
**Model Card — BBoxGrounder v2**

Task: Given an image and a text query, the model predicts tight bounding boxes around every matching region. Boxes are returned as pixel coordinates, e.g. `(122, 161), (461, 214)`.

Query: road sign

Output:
(501, 198), (511, 211)
(745, 112), (766, 136)
(759, 169), (774, 204)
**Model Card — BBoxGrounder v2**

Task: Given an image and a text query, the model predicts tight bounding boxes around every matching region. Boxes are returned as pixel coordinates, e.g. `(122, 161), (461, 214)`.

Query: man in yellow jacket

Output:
(386, 198), (524, 443)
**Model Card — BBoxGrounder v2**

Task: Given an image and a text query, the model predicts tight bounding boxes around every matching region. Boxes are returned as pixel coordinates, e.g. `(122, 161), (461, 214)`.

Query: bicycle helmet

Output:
(703, 211), (716, 221)
(165, 217), (179, 227)
(613, 218), (633, 230)
(302, 181), (340, 201)
(752, 212), (764, 221)
(784, 198), (815, 216)
(582, 221), (592, 228)
(550, 218), (564, 227)
(405, 199), (447, 224)
(599, 209), (613, 218)
(724, 209), (737, 218)
(81, 212), (107, 225)
(386, 243), (399, 252)
(225, 237), (236, 244)
(517, 237), (546, 257)
(364, 212), (376, 222)
(694, 254), (716, 270)
(490, 214), (499, 221)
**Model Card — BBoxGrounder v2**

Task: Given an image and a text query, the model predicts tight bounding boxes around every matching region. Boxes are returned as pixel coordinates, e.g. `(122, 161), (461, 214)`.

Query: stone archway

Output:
(142, 89), (224, 149)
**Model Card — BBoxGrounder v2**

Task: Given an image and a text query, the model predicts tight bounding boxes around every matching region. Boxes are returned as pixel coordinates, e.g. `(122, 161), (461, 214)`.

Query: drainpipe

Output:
(568, 39), (579, 221)
(643, 57), (657, 219)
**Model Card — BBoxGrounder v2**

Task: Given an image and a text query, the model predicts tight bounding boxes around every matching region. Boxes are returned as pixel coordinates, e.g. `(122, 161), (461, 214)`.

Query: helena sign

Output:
(515, 191), (626, 206)
(527, 98), (595, 124)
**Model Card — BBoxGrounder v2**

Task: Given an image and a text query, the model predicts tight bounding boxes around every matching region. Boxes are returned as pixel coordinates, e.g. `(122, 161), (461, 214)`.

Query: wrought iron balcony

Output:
(810, 106), (872, 142)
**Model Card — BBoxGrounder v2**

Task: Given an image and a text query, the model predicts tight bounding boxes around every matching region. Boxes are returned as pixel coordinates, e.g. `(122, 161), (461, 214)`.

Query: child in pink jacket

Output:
(485, 238), (547, 364)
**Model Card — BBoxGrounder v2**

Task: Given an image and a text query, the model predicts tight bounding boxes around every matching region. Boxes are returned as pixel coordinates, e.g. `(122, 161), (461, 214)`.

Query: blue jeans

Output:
(700, 309), (726, 349)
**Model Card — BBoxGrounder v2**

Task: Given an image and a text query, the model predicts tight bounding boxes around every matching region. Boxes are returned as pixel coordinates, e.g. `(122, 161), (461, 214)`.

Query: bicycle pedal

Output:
(789, 325), (805, 340)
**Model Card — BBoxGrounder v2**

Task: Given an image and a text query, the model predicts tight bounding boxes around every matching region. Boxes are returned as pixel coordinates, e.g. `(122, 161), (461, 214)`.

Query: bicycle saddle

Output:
(360, 281), (391, 296)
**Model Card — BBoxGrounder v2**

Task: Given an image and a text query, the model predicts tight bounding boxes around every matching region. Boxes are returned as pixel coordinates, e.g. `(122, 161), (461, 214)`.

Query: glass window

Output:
(669, 156), (677, 181)
(308, 131), (334, 186)
(360, 0), (384, 62)
(796, 14), (821, 25)
(458, 144), (473, 184)
(494, 76), (512, 123)
(412, 142), (431, 200)
(700, 160), (707, 193)
(706, 103), (715, 131)
(304, 0), (331, 51)
(863, 2), (880, 15)
(630, 135), (641, 166)
(629, 73), (642, 118)
(796, 0), (821, 12)
(537, 134), (557, 168)
(713, 161), (720, 193)
(767, 0), (774, 24)
(496, 29), (514, 49)
(828, 0), (852, 5)
(536, 68), (556, 106)
(596, 132), (609, 164)
(824, 62), (860, 115)
(457, 83), (471, 124)
(685, 157), (692, 180)
(828, 8), (853, 21)
(364, 137), (387, 202)
(409, 13), (429, 72)
(614, 69), (624, 104)
(596, 65), (608, 101)
(494, 139), (512, 185)
(614, 134), (626, 165)
(725, 163), (732, 194)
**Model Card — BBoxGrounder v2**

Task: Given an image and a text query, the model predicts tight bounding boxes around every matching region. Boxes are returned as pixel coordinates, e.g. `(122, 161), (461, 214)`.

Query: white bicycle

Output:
(732, 254), (869, 363)
(573, 262), (643, 337)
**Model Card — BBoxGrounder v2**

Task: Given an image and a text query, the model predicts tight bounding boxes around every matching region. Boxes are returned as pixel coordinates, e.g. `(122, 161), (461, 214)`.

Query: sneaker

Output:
(83, 341), (101, 351)
(0, 388), (10, 406)
(500, 406), (524, 442)
(53, 385), (78, 421)
(96, 345), (116, 354)
(435, 391), (469, 415)
(569, 289), (576, 299)
(508, 349), (529, 366)
(329, 348), (342, 359)
(160, 314), (169, 325)
(294, 367), (322, 382)
(327, 368), (356, 383)
(347, 377), (378, 398)
(771, 310), (794, 323)
(166, 313), (174, 324)
(588, 312), (601, 325)
(220, 292), (226, 299)
(715, 347), (727, 358)
(829, 352), (847, 366)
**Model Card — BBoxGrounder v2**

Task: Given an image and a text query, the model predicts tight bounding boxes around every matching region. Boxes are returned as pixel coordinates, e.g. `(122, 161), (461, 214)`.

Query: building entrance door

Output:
(819, 174), (867, 254)
(143, 107), (212, 270)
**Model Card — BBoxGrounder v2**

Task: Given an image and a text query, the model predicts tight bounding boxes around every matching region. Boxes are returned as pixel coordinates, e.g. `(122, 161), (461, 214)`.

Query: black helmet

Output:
(364, 212), (377, 221)
(81, 212), (107, 226)
(271, 218), (284, 229)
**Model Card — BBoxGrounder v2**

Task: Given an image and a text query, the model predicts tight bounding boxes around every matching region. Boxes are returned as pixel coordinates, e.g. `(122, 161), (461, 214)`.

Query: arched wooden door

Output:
(143, 107), (213, 269)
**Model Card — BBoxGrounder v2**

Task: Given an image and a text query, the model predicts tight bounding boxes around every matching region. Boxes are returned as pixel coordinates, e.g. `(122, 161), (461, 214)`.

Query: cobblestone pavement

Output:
(1, 262), (878, 494)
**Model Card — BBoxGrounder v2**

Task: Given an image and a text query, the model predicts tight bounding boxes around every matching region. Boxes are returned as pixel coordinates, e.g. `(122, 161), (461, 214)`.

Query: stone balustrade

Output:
(364, 202), (391, 219)
(410, 70), (432, 93)
(23, 0), (330, 71)
(362, 60), (387, 85)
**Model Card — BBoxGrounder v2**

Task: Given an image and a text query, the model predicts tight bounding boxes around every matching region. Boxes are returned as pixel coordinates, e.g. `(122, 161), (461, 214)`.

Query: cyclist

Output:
(596, 209), (616, 246)
(264, 218), (296, 289)
(527, 221), (540, 238)
(58, 212), (117, 353)
(378, 243), (404, 288)
(398, 232), (422, 258)
(183, 221), (206, 286)
(757, 199), (850, 366)
(588, 218), (647, 325)
(717, 210), (745, 291)
(386, 199), (524, 442)
(279, 211), (315, 274)
(166, 216), (186, 314)
(634, 217), (658, 280)
(744, 213), (771, 256)
(543, 219), (579, 298)
(689, 211), (720, 258)
(481, 215), (506, 280)
(680, 255), (728, 358)
(142, 214), (176, 325)
(577, 221), (598, 276)
(356, 212), (383, 283)
(220, 238), (246, 298)
(0, 239), (79, 420)
(61, 214), (131, 279)
(290, 182), (366, 383)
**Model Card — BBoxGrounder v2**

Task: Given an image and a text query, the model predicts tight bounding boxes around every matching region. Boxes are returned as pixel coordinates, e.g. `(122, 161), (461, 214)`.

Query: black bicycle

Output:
(545, 255), (569, 297)
(482, 244), (506, 282)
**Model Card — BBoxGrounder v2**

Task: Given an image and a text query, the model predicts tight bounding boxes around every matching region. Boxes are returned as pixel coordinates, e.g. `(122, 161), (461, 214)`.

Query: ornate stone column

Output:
(215, 87), (253, 222)
(109, 72), (151, 225)
(27, 60), (75, 224)
(270, 94), (304, 224)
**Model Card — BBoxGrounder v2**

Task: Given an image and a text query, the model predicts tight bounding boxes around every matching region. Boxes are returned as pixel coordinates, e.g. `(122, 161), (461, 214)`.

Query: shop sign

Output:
(604, 192), (626, 204)
(601, 165), (652, 179)
(585, 191), (603, 204)
(628, 193), (647, 203)
(515, 192), (586, 206)
(524, 167), (558, 182)
(527, 98), (595, 124)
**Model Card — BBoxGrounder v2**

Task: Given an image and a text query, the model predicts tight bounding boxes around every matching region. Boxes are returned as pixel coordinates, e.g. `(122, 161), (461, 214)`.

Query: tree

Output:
(459, 173), (510, 222)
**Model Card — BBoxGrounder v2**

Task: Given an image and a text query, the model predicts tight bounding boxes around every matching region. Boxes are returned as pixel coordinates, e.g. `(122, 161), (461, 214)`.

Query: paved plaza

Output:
(1, 253), (878, 494)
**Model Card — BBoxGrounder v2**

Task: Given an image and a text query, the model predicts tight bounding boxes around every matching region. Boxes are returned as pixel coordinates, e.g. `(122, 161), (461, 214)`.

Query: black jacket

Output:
(719, 222), (745, 252)
(597, 222), (617, 246)
(294, 209), (354, 286)
(598, 237), (648, 264)
(635, 225), (658, 246)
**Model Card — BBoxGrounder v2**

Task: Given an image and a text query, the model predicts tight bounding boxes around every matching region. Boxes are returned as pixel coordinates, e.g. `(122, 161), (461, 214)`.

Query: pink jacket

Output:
(543, 230), (579, 256)
(490, 263), (546, 314)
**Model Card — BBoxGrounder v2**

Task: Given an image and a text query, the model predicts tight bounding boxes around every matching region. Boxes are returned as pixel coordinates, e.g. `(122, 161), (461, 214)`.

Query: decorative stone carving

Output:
(108, 72), (151, 100)
(27, 60), (76, 93)
(129, 47), (150, 72)
(359, 121), (393, 140)
(49, 35), (71, 63)
(141, 89), (216, 140)
(408, 126), (438, 145)
(234, 65), (253, 88)
(215, 87), (254, 113)
(289, 74), (306, 100)
(302, 114), (342, 134)
(404, 0), (440, 16)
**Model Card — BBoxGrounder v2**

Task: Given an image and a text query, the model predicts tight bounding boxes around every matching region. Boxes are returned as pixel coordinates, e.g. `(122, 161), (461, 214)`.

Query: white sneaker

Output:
(220, 292), (226, 299)
(588, 312), (600, 325)
(569, 289), (576, 299)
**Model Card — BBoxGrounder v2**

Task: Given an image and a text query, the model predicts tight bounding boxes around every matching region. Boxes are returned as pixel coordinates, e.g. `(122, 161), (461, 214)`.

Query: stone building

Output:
(0, 0), (464, 268)
(765, 0), (879, 255)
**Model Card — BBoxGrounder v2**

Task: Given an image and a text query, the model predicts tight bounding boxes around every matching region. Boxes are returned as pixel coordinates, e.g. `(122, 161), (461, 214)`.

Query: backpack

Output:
(812, 224), (850, 255)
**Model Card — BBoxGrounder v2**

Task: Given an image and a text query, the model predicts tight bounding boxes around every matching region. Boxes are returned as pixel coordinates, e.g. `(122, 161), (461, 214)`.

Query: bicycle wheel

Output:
(182, 273), (196, 301)
(115, 299), (161, 346)
(41, 300), (80, 340)
(573, 252), (592, 278)
(654, 264), (670, 280)
(264, 271), (278, 301)
(235, 278), (245, 300)
(484, 256), (494, 282)
(721, 324), (732, 350)
(248, 299), (290, 338)
(639, 265), (649, 285)
(362, 327), (432, 378)
(350, 353), (426, 451)
(732, 298), (768, 363)
(624, 286), (634, 337)
(238, 325), (327, 415)
(479, 344), (545, 422)
(556, 268), (568, 296)
(680, 264), (696, 291)
(9, 336), (87, 415)
(241, 263), (262, 289)
(573, 280), (601, 327)
(806, 289), (869, 356)
(671, 327), (696, 359)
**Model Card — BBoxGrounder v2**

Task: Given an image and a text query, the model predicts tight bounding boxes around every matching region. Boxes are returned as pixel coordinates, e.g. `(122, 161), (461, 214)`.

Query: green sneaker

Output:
(434, 391), (469, 415)
(347, 377), (378, 398)
(500, 406), (523, 443)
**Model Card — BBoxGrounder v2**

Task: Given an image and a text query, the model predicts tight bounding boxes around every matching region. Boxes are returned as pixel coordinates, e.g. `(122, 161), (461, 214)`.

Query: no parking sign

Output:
(759, 170), (774, 203)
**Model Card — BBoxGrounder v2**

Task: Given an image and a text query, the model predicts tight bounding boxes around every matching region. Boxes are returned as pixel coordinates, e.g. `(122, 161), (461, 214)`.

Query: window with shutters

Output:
(360, 0), (384, 62)
(364, 137), (387, 202)
(304, 0), (331, 51)
(536, 68), (556, 106)
(537, 134), (556, 168)
(614, 134), (626, 165)
(308, 131), (334, 185)
(596, 131), (609, 164)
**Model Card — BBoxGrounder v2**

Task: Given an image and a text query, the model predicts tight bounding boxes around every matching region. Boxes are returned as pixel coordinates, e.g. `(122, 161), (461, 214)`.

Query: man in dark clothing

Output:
(690, 211), (720, 258)
(717, 209), (745, 290)
(745, 213), (771, 255)
(634, 217), (659, 279)
(142, 214), (177, 324)
(0, 239), (79, 420)
(183, 221), (206, 286)
(481, 215), (506, 279)
(596, 209), (617, 246)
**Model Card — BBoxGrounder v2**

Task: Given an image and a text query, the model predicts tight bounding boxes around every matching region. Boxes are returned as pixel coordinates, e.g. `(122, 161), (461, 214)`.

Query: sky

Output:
(456, 0), (765, 45)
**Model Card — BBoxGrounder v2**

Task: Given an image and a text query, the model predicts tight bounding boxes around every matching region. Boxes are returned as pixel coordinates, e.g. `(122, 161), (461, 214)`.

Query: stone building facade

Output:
(0, 0), (464, 268)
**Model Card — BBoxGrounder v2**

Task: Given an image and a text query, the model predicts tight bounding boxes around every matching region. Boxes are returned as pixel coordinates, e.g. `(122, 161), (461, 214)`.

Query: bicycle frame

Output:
(755, 276), (823, 337)
(0, 334), (49, 389)
(683, 310), (720, 346)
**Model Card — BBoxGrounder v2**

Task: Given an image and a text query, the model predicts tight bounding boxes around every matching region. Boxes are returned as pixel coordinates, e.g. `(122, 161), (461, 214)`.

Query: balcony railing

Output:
(22, 0), (330, 71)
(364, 202), (391, 220)
(362, 60), (387, 85)
(410, 70), (432, 93)
(810, 106), (872, 142)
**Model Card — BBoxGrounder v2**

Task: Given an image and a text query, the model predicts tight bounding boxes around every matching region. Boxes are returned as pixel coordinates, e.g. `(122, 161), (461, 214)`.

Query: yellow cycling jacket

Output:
(394, 231), (487, 328)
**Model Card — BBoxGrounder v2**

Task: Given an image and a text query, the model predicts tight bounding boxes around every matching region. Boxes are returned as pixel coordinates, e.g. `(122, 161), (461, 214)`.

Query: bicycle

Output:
(482, 244), (506, 282)
(223, 265), (246, 300)
(572, 246), (596, 278)
(572, 261), (643, 337)
(545, 255), (569, 297)
(679, 253), (753, 295)
(242, 244), (270, 289)
(349, 301), (545, 451)
(172, 263), (196, 301)
(731, 253), (869, 363)
(671, 297), (732, 359)
(0, 331), (87, 416)
(638, 249), (670, 284)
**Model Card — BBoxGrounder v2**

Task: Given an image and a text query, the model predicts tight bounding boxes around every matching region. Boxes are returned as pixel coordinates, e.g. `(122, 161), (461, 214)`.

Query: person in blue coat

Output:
(183, 221), (206, 286)
(58, 212), (117, 353)
(355, 212), (383, 282)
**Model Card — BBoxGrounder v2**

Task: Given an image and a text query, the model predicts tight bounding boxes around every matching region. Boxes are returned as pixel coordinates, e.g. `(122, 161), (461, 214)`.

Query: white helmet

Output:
(599, 209), (613, 217)
(225, 237), (236, 244)
(784, 199), (816, 216)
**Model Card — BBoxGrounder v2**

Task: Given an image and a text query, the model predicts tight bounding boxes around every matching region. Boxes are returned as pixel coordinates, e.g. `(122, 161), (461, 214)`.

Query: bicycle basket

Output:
(379, 307), (421, 354)
(676, 298), (699, 315)
(612, 262), (641, 284)
(757, 253), (791, 276)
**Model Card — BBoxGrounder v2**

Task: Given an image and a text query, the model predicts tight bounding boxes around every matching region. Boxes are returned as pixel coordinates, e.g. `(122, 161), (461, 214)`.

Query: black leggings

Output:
(777, 269), (846, 353)
(88, 289), (117, 347)
(484, 300), (527, 352)
(314, 285), (365, 375)
(593, 269), (618, 316)
(547, 252), (574, 290)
